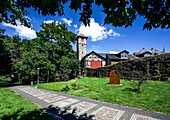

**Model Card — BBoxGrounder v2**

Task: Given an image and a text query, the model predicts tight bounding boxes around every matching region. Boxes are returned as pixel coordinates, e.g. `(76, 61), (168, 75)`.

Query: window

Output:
(81, 38), (84, 43)
(82, 44), (84, 46)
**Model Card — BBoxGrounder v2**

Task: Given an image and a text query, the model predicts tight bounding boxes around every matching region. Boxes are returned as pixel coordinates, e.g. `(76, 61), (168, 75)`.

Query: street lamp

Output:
(37, 67), (40, 84)
(47, 70), (49, 83)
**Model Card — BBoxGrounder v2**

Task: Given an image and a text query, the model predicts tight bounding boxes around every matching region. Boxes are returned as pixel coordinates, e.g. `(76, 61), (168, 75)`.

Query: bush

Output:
(60, 83), (82, 92)
(60, 85), (70, 91)
(0, 76), (12, 85)
(71, 83), (82, 90)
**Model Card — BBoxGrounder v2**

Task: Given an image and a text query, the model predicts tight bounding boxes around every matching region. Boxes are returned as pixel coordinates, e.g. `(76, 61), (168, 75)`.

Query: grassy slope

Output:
(0, 87), (54, 120)
(37, 77), (170, 114)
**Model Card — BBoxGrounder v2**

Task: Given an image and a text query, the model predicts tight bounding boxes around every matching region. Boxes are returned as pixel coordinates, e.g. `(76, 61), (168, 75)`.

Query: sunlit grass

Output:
(37, 77), (170, 114)
(0, 88), (54, 119)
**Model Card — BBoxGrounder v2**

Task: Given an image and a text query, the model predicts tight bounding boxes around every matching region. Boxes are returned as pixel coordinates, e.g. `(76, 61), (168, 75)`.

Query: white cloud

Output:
(61, 18), (72, 26)
(78, 18), (120, 42)
(2, 21), (36, 39)
(74, 24), (78, 28)
(109, 51), (119, 54)
(43, 20), (61, 24)
(108, 29), (113, 35)
(113, 31), (121, 37)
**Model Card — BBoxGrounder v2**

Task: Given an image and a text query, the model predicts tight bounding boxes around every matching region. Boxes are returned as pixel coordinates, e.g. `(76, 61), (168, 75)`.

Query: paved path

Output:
(10, 86), (170, 120)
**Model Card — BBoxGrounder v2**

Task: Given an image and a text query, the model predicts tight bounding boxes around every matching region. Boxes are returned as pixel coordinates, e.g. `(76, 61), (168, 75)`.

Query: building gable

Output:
(81, 51), (106, 61)
(81, 51), (106, 68)
(136, 48), (163, 57)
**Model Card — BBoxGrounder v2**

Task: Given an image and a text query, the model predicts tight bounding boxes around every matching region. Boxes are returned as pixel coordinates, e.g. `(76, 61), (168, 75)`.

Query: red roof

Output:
(77, 34), (88, 38)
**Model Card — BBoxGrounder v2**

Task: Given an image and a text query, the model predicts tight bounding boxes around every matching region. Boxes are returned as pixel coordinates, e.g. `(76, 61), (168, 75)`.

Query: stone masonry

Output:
(86, 53), (170, 81)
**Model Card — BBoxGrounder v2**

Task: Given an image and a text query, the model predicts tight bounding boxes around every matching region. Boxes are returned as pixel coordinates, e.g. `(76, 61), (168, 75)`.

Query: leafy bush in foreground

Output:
(0, 76), (12, 85)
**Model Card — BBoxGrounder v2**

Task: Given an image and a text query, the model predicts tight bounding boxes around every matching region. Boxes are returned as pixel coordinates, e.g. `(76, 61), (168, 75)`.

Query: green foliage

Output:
(0, 0), (31, 34)
(59, 56), (79, 81)
(38, 77), (170, 114)
(0, 35), (13, 75)
(37, 22), (76, 43)
(127, 79), (146, 93)
(0, 76), (12, 84)
(37, 80), (83, 92)
(71, 83), (81, 90)
(12, 39), (55, 83)
(0, 0), (169, 31)
(60, 85), (70, 91)
(36, 22), (78, 82)
(0, 22), (79, 84)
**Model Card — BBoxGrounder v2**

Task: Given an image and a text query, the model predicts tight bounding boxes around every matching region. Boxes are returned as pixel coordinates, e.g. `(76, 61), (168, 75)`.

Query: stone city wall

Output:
(85, 53), (170, 81)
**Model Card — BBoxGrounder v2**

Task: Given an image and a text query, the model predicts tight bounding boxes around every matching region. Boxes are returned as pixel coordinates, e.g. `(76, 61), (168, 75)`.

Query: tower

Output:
(76, 34), (88, 61)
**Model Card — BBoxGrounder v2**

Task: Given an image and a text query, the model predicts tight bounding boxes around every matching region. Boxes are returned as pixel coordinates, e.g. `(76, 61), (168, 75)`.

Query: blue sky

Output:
(1, 3), (170, 54)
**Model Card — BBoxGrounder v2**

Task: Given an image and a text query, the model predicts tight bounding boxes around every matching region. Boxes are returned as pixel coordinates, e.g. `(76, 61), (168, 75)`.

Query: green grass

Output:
(37, 77), (170, 114)
(0, 87), (54, 120)
(36, 80), (79, 92)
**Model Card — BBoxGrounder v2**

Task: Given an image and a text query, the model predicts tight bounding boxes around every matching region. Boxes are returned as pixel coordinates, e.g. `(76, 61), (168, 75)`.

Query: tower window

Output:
(82, 52), (83, 54)
(81, 38), (84, 42)
(82, 44), (84, 46)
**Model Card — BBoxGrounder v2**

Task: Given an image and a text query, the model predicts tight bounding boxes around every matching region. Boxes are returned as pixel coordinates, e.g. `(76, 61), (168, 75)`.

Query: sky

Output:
(1, 3), (170, 54)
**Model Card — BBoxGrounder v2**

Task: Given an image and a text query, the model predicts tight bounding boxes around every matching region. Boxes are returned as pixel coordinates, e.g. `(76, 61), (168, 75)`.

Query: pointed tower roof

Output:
(77, 34), (88, 38)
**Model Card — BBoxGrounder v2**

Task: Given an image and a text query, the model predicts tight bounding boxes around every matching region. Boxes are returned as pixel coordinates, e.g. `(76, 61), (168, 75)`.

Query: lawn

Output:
(37, 77), (170, 114)
(0, 87), (54, 120)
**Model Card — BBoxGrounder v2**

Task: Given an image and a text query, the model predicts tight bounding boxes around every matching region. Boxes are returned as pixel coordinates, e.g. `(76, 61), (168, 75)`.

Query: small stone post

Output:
(109, 70), (120, 85)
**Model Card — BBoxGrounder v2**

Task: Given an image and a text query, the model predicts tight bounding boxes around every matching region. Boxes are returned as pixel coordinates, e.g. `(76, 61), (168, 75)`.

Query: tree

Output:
(11, 22), (78, 83)
(37, 22), (79, 81)
(0, 35), (12, 75)
(0, 0), (169, 31)
(59, 56), (79, 81)
(13, 41), (54, 83)
(0, 0), (31, 33)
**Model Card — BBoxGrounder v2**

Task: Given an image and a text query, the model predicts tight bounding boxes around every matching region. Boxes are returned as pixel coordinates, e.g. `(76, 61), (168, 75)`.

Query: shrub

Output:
(0, 75), (12, 85)
(60, 83), (82, 92)
(71, 83), (82, 90)
(60, 85), (70, 91)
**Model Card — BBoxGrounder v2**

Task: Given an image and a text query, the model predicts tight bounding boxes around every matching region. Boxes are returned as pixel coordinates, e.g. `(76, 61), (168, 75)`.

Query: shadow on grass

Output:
(123, 87), (141, 93)
(1, 105), (94, 120)
(0, 83), (27, 87)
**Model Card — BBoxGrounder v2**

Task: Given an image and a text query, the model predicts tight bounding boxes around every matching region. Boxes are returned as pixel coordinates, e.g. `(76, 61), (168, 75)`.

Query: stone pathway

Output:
(10, 86), (170, 120)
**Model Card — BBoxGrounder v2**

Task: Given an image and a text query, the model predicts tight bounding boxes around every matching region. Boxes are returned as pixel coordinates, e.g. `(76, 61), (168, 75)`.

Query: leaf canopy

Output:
(0, 0), (169, 30)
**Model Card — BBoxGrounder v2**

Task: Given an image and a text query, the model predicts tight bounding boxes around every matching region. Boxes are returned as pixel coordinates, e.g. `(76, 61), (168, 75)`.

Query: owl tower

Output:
(76, 34), (88, 61)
